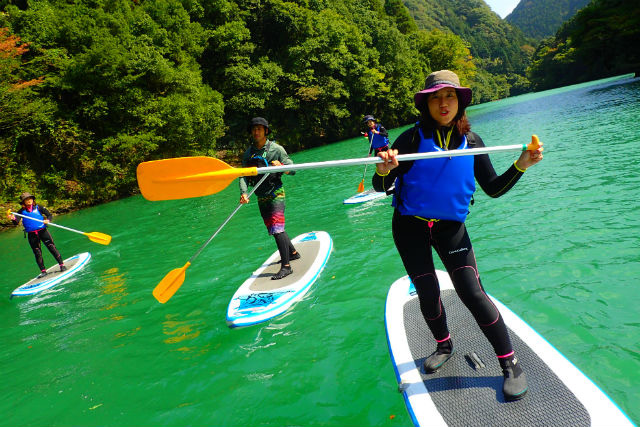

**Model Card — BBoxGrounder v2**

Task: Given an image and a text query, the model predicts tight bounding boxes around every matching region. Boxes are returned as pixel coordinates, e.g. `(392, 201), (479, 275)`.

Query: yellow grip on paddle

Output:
(526, 135), (541, 151)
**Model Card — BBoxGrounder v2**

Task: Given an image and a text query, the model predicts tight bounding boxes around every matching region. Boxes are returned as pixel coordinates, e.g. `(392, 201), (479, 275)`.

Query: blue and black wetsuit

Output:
(372, 122), (525, 358)
(364, 124), (390, 155)
(12, 205), (64, 272)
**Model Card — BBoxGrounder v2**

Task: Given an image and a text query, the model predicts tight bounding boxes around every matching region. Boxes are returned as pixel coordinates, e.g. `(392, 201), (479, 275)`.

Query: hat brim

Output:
(247, 124), (270, 135)
(414, 84), (472, 110)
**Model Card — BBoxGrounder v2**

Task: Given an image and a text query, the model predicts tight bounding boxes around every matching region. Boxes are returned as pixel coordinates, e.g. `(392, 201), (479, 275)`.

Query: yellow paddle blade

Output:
(153, 262), (191, 303)
(136, 156), (258, 201)
(86, 232), (112, 245)
(357, 180), (365, 193)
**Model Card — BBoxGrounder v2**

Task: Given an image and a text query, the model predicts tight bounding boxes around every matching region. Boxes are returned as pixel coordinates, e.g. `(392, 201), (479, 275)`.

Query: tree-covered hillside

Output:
(0, 0), (478, 213)
(527, 0), (640, 90)
(506, 0), (590, 40)
(1, 0), (630, 216)
(403, 0), (536, 99)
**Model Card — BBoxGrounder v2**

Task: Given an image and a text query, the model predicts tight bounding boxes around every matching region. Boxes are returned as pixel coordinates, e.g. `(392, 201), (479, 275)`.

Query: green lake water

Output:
(2, 75), (639, 426)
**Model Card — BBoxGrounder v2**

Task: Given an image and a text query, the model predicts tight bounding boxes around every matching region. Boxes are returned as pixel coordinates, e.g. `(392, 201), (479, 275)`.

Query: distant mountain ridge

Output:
(506, 0), (591, 39)
(404, 0), (529, 74)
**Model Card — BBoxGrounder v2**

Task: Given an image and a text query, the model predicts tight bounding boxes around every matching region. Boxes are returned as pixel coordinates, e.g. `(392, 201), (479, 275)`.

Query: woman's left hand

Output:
(515, 140), (544, 171)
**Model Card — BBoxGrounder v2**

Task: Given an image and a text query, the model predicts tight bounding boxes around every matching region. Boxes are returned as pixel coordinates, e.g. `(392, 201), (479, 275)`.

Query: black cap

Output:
(363, 114), (376, 123)
(248, 117), (270, 135)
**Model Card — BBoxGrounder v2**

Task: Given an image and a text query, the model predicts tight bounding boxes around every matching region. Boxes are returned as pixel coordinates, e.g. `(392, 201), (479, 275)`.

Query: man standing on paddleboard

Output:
(373, 70), (544, 401)
(7, 192), (66, 278)
(239, 117), (300, 280)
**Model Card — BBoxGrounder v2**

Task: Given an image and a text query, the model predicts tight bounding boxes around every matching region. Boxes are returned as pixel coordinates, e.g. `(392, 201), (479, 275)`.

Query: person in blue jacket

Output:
(373, 70), (544, 401)
(362, 115), (389, 155)
(7, 192), (66, 278)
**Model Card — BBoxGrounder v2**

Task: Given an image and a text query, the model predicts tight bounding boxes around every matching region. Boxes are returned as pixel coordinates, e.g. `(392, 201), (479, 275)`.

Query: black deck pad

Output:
(403, 288), (590, 426)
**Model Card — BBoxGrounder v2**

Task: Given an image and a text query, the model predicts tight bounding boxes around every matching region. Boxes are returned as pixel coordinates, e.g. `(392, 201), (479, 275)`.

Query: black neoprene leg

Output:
(282, 231), (298, 256)
(392, 211), (451, 341)
(40, 229), (64, 265)
(433, 221), (514, 357)
(28, 232), (46, 271)
(274, 232), (290, 266)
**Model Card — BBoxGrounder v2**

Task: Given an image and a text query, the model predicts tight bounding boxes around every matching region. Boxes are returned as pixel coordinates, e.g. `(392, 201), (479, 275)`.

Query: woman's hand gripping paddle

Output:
(8, 210), (112, 245)
(137, 135), (543, 201)
(152, 174), (271, 303)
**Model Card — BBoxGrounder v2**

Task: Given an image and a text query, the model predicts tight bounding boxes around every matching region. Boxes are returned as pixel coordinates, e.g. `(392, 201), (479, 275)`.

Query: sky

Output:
(483, 0), (520, 18)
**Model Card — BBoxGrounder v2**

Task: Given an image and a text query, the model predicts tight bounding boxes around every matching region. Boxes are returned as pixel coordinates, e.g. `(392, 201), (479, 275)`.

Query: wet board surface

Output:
(11, 252), (91, 298)
(343, 189), (387, 204)
(384, 270), (634, 427)
(226, 231), (332, 328)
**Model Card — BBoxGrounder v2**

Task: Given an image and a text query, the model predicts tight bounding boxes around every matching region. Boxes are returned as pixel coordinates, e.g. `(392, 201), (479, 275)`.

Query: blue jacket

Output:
(393, 128), (475, 222)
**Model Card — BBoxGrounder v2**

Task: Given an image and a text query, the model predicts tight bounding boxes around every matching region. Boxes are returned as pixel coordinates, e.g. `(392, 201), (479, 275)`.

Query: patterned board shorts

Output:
(258, 187), (286, 235)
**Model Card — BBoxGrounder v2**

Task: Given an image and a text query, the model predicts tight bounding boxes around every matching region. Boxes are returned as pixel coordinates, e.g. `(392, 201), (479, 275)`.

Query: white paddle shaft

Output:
(255, 144), (527, 175)
(11, 211), (85, 236)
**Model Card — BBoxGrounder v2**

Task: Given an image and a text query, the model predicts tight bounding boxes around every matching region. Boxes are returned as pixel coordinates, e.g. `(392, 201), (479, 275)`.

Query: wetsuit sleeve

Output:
(472, 133), (525, 198)
(273, 143), (295, 176)
(39, 205), (53, 220)
(372, 127), (415, 192)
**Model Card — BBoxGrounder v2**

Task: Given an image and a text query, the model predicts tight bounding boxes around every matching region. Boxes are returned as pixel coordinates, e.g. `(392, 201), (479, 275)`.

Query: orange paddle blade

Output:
(153, 262), (191, 303)
(136, 157), (258, 201)
(357, 180), (365, 193)
(86, 232), (112, 245)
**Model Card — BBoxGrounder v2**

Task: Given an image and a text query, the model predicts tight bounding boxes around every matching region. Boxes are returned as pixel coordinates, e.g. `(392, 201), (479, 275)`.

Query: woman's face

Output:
(427, 87), (459, 127)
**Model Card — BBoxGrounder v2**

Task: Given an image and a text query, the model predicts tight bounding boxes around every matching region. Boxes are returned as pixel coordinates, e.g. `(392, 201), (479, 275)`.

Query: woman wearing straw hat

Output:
(373, 70), (544, 401)
(7, 192), (66, 278)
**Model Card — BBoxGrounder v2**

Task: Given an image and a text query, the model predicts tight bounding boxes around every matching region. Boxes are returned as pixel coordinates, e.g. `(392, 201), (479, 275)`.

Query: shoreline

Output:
(0, 150), (244, 232)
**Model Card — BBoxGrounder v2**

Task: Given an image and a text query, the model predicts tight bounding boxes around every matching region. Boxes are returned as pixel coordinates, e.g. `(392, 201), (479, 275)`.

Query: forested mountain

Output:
(403, 0), (535, 99)
(506, 0), (590, 40)
(0, 0), (631, 215)
(0, 0), (478, 212)
(527, 0), (640, 90)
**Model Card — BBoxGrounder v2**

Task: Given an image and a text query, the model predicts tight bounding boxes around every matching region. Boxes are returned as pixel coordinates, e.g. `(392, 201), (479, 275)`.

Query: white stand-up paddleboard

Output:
(11, 252), (91, 298)
(343, 189), (387, 204)
(385, 270), (634, 427)
(226, 231), (332, 328)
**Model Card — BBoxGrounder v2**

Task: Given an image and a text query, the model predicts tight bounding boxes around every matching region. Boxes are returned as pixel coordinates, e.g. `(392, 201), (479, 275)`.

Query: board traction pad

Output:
(248, 237), (320, 292)
(403, 288), (591, 426)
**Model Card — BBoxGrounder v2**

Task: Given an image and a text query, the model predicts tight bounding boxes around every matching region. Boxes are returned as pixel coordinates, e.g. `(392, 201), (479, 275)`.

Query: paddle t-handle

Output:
(526, 135), (541, 151)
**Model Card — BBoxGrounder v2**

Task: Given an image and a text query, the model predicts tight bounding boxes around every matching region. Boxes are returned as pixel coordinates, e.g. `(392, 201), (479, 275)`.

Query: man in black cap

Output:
(239, 117), (300, 280)
(7, 192), (66, 278)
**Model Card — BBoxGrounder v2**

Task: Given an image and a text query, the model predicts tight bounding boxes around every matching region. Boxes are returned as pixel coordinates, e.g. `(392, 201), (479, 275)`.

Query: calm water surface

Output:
(1, 75), (639, 426)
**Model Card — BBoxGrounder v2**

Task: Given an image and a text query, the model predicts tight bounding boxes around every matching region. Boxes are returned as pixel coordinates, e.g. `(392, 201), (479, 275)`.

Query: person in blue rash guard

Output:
(362, 115), (389, 155)
(372, 70), (544, 402)
(7, 192), (66, 278)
